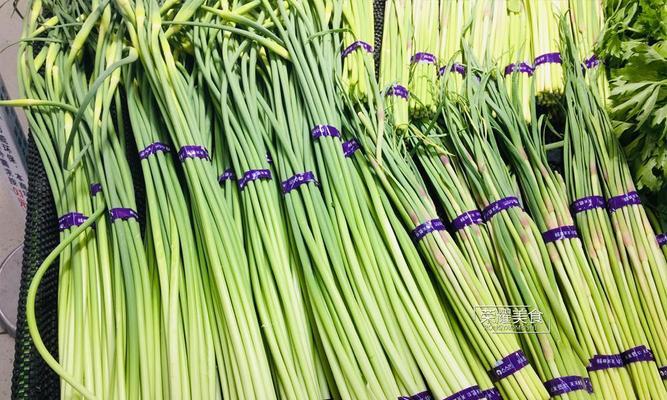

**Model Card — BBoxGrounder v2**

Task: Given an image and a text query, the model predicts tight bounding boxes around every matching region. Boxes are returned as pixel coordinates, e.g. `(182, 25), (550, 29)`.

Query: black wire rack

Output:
(11, 133), (61, 400)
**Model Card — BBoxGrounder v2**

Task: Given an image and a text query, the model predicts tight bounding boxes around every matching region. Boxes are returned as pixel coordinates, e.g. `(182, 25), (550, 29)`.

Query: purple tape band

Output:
(410, 391), (433, 400)
(342, 40), (373, 58)
(139, 142), (170, 160)
(109, 208), (139, 223)
(607, 191), (641, 213)
(489, 350), (529, 382)
(311, 125), (341, 139)
(452, 63), (466, 75)
(482, 197), (521, 222)
(343, 139), (361, 157)
(282, 171), (318, 194)
(534, 52), (562, 67)
(439, 63), (466, 77)
(504, 62), (534, 76)
(585, 55), (600, 69)
(238, 169), (272, 190)
(387, 84), (409, 99)
(657, 233), (667, 247)
(411, 219), (447, 241)
(218, 168), (235, 184)
(178, 145), (210, 162)
(621, 345), (655, 365)
(571, 195), (605, 214)
(481, 388), (502, 400)
(411, 52), (437, 64)
(544, 376), (590, 396)
(587, 354), (624, 371)
(584, 378), (593, 393)
(90, 183), (102, 197)
(542, 225), (578, 243)
(58, 212), (89, 232)
(444, 386), (482, 400)
(659, 366), (667, 380)
(451, 210), (483, 232)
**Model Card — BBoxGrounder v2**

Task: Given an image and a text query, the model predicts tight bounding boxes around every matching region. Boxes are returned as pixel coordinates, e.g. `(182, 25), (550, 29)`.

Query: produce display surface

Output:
(4, 0), (667, 399)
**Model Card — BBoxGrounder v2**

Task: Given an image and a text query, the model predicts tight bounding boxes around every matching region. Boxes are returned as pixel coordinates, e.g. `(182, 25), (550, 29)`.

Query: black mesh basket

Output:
(11, 133), (61, 400)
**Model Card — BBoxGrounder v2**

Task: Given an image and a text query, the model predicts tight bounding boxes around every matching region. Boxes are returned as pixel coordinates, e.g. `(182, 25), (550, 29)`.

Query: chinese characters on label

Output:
(475, 305), (550, 334)
(0, 77), (28, 210)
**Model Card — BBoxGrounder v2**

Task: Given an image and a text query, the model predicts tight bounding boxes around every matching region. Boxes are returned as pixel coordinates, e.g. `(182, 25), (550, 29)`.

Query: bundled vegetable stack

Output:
(485, 55), (638, 399)
(408, 0), (440, 118)
(526, 0), (568, 105)
(3, 0), (667, 400)
(561, 15), (667, 394)
(341, 0), (375, 100)
(562, 42), (667, 397)
(504, 0), (534, 120)
(440, 71), (594, 399)
(436, 0), (466, 94)
(379, 0), (411, 129)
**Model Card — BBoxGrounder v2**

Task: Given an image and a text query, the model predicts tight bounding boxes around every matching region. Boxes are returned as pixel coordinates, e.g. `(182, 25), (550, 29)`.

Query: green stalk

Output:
(378, 0), (410, 129)
(195, 25), (322, 397)
(7, 5), (130, 397)
(341, 0), (374, 100)
(560, 19), (667, 393)
(260, 2), (432, 395)
(525, 0), (566, 106)
(118, 0), (278, 398)
(266, 58), (400, 399)
(408, 0), (439, 118)
(504, 0), (533, 120)
(412, 123), (507, 306)
(441, 70), (591, 399)
(485, 57), (636, 397)
(125, 77), (217, 399)
(346, 52), (549, 399)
